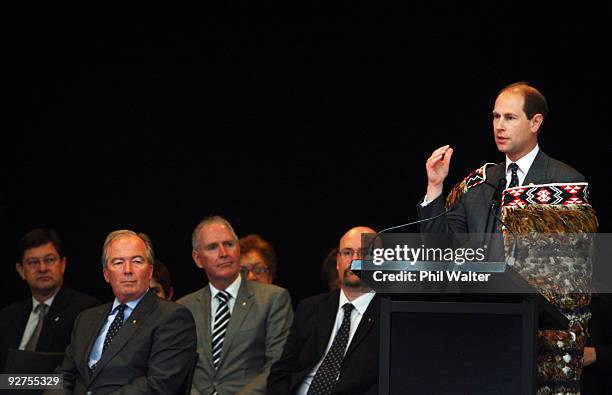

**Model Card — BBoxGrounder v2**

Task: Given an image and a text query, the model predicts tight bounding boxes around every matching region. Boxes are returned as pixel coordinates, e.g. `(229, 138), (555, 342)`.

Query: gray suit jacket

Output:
(48, 290), (197, 395)
(418, 150), (585, 259)
(177, 275), (293, 395)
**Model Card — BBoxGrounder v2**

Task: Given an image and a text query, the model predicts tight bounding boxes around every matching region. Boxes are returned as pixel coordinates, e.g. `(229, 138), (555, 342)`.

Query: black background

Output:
(4, 6), (611, 307)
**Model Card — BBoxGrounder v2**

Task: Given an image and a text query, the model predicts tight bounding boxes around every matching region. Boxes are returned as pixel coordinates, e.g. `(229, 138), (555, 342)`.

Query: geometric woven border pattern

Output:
(502, 182), (590, 208)
(465, 162), (497, 190)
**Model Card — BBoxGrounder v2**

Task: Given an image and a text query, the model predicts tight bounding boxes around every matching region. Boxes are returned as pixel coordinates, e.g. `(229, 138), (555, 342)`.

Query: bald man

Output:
(268, 227), (379, 395)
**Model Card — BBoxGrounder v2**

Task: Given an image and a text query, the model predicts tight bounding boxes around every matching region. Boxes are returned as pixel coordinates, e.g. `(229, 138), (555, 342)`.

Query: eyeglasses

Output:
(150, 286), (162, 295)
(240, 266), (270, 276)
(338, 248), (368, 260)
(23, 256), (60, 268)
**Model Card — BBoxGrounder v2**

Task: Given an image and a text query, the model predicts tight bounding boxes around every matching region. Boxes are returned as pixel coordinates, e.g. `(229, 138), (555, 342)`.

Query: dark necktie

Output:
(103, 304), (127, 353)
(307, 303), (355, 395)
(90, 304), (126, 375)
(212, 291), (231, 369)
(25, 303), (47, 351)
(508, 163), (520, 188)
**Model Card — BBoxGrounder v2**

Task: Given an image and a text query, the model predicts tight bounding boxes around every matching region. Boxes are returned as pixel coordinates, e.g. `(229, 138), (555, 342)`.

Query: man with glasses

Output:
(239, 234), (277, 284)
(0, 228), (99, 371)
(178, 216), (293, 395)
(268, 226), (380, 395)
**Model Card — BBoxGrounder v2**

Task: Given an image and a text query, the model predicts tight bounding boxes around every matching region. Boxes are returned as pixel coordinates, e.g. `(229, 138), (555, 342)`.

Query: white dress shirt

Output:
(209, 274), (242, 333)
(505, 144), (539, 187)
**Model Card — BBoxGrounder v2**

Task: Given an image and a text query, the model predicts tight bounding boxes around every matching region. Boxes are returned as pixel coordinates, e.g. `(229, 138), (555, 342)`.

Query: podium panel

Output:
(354, 260), (570, 395)
(379, 296), (543, 395)
(389, 310), (522, 394)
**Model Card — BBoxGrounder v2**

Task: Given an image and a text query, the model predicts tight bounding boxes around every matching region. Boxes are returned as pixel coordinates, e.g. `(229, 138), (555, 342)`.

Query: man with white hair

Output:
(51, 230), (197, 394)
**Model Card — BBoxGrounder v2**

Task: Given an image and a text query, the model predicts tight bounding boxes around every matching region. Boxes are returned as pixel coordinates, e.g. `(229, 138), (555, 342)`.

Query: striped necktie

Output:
(212, 291), (231, 369)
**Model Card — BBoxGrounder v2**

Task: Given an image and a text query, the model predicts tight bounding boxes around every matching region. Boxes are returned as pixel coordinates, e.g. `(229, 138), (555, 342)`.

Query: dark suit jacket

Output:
(417, 150), (585, 259)
(50, 290), (197, 395)
(177, 276), (293, 395)
(267, 291), (380, 395)
(582, 293), (612, 394)
(0, 285), (100, 372)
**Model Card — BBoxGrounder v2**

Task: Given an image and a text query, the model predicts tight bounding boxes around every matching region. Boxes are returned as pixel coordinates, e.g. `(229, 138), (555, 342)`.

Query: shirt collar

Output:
(506, 144), (539, 175)
(31, 289), (59, 311)
(209, 274), (242, 300)
(112, 290), (147, 313)
(339, 289), (376, 315)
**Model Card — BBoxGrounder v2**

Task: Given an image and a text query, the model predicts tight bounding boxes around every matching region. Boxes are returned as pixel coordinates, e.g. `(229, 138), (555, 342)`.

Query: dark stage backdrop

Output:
(3, 6), (610, 307)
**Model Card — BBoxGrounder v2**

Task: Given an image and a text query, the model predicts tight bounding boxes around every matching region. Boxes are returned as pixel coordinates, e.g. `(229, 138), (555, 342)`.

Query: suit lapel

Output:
(487, 163), (506, 214)
(523, 150), (548, 185)
(90, 292), (157, 381)
(38, 286), (70, 349)
(82, 304), (112, 378)
(490, 163), (506, 185)
(218, 278), (253, 367)
(345, 294), (379, 357)
(196, 286), (213, 368)
(11, 300), (32, 348)
(486, 163), (506, 195)
(44, 285), (69, 320)
(317, 291), (340, 357)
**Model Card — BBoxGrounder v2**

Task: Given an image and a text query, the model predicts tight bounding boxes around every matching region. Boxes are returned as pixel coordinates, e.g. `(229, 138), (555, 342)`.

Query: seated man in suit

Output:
(178, 216), (294, 395)
(0, 228), (99, 372)
(50, 230), (197, 394)
(267, 226), (379, 395)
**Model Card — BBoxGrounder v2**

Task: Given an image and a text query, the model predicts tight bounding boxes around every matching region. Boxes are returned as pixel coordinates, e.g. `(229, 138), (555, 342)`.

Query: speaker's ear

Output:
(531, 113), (544, 134)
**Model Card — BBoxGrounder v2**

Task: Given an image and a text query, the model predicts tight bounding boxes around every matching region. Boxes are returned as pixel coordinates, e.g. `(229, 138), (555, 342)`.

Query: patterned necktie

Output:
(212, 291), (231, 369)
(90, 304), (126, 375)
(25, 303), (47, 351)
(508, 163), (520, 188)
(103, 304), (127, 353)
(307, 303), (355, 395)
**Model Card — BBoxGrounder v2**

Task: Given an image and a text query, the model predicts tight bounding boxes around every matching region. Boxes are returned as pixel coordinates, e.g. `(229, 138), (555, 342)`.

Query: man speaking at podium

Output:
(268, 226), (380, 395)
(417, 82), (585, 253)
(416, 82), (597, 394)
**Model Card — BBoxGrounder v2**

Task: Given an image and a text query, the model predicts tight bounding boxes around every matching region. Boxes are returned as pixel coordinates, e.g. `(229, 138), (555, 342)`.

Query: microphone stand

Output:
(483, 177), (507, 262)
(365, 210), (449, 258)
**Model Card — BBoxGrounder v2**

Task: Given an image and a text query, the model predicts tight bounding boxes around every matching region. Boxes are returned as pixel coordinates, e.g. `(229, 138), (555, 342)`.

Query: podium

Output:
(351, 260), (569, 395)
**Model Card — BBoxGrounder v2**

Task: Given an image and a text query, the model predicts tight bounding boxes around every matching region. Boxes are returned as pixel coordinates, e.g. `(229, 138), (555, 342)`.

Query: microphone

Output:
(480, 177), (522, 263)
(364, 209), (449, 257)
(481, 177), (506, 233)
(488, 177), (507, 211)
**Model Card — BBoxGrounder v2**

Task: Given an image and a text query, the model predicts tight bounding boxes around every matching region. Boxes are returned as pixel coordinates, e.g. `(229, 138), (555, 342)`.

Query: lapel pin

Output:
(242, 302), (246, 306)
(132, 320), (137, 324)
(54, 316), (60, 322)
(368, 318), (372, 322)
